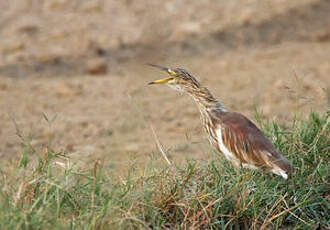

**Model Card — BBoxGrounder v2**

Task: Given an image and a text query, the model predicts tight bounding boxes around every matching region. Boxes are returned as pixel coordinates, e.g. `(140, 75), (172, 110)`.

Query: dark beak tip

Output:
(147, 82), (154, 85)
(147, 63), (169, 72)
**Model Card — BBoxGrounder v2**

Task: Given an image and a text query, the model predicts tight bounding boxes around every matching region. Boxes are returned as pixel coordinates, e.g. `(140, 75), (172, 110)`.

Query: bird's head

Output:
(148, 64), (201, 93)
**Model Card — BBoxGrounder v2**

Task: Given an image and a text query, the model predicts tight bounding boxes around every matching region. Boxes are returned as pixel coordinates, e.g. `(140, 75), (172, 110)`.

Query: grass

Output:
(0, 111), (329, 230)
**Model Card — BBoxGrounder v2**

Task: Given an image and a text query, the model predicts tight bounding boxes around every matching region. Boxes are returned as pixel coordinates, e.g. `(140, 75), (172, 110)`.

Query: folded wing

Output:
(217, 112), (291, 178)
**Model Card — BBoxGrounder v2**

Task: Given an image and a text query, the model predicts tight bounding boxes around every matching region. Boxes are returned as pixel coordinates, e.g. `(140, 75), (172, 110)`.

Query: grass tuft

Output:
(0, 111), (329, 229)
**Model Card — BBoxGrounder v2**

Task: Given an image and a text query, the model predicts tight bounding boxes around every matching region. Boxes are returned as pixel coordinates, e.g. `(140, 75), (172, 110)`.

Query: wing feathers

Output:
(218, 112), (291, 175)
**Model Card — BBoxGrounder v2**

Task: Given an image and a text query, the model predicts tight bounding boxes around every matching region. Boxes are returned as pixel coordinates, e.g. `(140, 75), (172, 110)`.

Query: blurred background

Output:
(0, 0), (329, 171)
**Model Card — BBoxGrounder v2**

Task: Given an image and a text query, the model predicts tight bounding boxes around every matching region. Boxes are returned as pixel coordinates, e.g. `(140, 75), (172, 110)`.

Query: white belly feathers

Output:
(216, 129), (239, 163)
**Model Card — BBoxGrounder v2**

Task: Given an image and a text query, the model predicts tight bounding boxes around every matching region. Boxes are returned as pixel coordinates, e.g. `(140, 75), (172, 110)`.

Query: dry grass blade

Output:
(149, 123), (172, 166)
(13, 181), (25, 208)
(91, 160), (100, 209)
(260, 193), (288, 230)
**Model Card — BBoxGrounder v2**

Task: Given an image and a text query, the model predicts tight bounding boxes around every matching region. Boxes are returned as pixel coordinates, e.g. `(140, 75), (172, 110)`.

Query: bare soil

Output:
(0, 0), (329, 171)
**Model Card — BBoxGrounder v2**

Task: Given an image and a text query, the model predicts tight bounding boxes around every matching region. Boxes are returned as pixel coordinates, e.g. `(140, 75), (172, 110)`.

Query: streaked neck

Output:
(186, 86), (225, 146)
(187, 86), (226, 112)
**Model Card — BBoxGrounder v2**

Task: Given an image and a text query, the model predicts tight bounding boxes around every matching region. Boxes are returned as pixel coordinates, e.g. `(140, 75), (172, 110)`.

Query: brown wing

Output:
(218, 112), (291, 173)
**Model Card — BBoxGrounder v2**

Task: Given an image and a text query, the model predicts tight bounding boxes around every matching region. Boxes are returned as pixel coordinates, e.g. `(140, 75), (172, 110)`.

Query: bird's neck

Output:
(187, 86), (226, 113)
(186, 86), (226, 146)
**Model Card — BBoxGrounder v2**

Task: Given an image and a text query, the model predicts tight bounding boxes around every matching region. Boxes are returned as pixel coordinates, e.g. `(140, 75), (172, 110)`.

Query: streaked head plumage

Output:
(148, 64), (201, 92)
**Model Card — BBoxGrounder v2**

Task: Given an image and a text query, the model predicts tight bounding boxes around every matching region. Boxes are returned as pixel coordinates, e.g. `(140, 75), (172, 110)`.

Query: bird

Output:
(148, 64), (292, 179)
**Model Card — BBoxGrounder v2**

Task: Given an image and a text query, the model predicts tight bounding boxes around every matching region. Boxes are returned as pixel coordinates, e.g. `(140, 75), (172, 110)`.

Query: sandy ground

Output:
(0, 0), (329, 171)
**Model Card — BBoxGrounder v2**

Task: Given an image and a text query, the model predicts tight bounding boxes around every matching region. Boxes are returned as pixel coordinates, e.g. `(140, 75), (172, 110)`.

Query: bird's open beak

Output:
(147, 64), (176, 85)
(148, 77), (173, 85)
